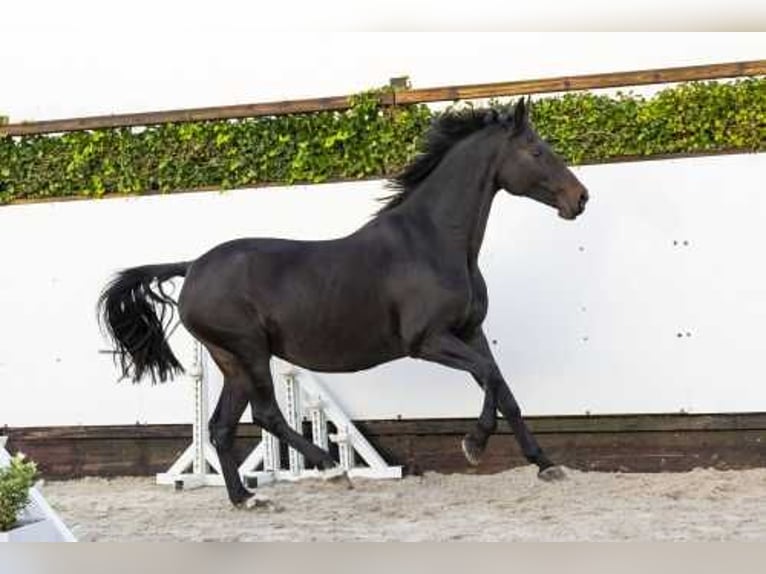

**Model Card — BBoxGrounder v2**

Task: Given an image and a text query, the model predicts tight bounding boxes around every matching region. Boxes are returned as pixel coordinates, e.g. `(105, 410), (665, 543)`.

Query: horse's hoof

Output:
(323, 467), (354, 490)
(461, 434), (483, 466)
(237, 494), (272, 510)
(538, 465), (567, 482)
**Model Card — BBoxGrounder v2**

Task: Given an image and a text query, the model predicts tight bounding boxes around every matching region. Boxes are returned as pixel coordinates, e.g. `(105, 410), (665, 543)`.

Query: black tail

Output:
(98, 262), (190, 383)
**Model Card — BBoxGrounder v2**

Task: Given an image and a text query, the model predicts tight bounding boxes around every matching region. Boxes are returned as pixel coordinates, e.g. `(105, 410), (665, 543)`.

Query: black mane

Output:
(380, 106), (513, 214)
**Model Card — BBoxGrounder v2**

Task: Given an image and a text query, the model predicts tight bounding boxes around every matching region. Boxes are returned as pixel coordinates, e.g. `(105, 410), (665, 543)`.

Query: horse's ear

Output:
(513, 97), (528, 129)
(483, 109), (498, 125)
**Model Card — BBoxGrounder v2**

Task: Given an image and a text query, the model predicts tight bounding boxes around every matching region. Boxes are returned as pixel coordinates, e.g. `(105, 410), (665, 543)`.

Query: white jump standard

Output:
(156, 343), (229, 489)
(156, 343), (401, 491)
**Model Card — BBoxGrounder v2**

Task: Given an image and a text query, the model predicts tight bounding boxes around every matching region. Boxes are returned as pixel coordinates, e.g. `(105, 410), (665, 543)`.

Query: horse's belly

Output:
(277, 348), (405, 373)
(270, 321), (405, 373)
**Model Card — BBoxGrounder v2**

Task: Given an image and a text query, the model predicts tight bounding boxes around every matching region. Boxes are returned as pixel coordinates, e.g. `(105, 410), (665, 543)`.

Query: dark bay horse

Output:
(99, 98), (589, 506)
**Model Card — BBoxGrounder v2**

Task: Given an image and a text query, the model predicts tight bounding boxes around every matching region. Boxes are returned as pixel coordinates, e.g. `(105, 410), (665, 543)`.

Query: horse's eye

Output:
(532, 147), (543, 158)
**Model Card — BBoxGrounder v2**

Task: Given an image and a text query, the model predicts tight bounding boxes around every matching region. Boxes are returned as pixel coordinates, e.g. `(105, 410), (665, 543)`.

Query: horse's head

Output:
(495, 98), (589, 220)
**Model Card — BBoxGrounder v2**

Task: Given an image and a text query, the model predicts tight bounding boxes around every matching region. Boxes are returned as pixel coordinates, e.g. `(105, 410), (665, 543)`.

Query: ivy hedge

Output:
(1, 78), (764, 204)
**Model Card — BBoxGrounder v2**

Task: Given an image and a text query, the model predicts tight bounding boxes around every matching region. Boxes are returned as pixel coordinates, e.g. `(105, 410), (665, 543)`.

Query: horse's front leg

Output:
(463, 383), (496, 464)
(460, 331), (498, 465)
(417, 332), (565, 480)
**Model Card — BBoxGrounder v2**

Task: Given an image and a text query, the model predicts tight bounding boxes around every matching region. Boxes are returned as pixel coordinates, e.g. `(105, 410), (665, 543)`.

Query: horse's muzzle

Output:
(558, 188), (588, 220)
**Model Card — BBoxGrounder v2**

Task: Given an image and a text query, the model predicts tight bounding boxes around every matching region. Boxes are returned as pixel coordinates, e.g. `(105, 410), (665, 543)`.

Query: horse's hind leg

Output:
(205, 335), (344, 505)
(241, 355), (339, 473)
(204, 344), (255, 505)
(209, 379), (252, 505)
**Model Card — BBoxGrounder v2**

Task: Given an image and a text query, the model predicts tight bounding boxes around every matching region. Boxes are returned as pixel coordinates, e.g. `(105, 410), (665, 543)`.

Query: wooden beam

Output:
(0, 95), (354, 137)
(5, 413), (766, 478)
(393, 60), (766, 105)
(2, 60), (764, 137)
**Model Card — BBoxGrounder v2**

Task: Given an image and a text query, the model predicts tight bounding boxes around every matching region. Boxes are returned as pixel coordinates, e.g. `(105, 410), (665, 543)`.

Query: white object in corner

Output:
(0, 436), (76, 542)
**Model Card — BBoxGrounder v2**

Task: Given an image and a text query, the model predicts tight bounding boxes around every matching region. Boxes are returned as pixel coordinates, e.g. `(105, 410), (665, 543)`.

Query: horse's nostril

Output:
(578, 194), (588, 209)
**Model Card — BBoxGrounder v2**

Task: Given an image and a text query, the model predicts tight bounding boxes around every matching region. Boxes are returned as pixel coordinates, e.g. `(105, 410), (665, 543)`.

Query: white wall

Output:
(1, 153), (765, 427)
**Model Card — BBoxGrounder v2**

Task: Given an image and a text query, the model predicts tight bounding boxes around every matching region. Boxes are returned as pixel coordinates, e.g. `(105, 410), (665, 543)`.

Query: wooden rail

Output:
(2, 60), (764, 137)
(392, 60), (766, 104)
(6, 412), (766, 477)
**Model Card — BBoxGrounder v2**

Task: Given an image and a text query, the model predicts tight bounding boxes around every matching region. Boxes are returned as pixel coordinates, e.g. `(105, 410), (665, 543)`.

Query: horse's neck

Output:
(402, 141), (499, 265)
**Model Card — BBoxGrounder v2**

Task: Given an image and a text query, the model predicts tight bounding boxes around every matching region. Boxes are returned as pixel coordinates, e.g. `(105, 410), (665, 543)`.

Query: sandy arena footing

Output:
(43, 466), (766, 542)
